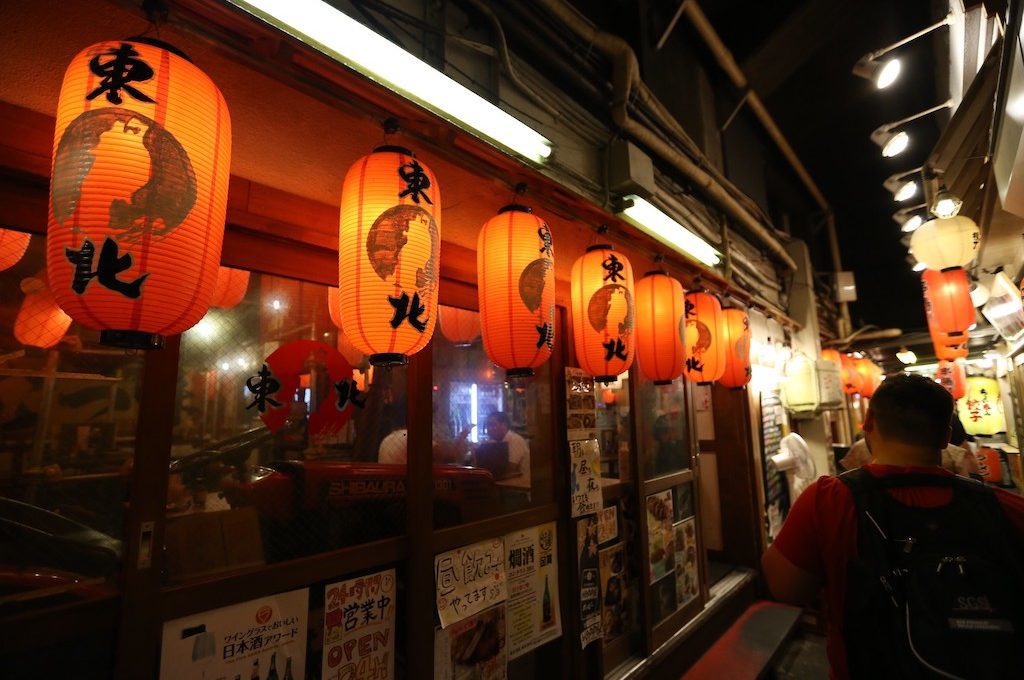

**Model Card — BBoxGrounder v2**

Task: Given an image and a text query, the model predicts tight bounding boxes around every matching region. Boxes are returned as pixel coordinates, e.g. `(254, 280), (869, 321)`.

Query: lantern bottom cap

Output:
(594, 375), (617, 384)
(505, 368), (535, 379)
(653, 379), (673, 385)
(369, 352), (409, 368)
(100, 330), (166, 350)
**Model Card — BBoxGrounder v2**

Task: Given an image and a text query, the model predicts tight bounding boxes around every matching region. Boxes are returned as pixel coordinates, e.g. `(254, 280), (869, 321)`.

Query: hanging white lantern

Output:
(781, 352), (820, 414)
(909, 215), (980, 270)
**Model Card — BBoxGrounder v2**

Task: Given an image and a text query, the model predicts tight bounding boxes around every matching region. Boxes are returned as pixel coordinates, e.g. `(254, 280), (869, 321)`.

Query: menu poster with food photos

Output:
(577, 516), (603, 648)
(434, 604), (507, 680)
(435, 538), (508, 629)
(504, 522), (562, 659)
(673, 518), (699, 608)
(565, 367), (598, 441)
(597, 506), (618, 545)
(599, 543), (631, 643)
(322, 569), (396, 680)
(569, 438), (603, 518)
(646, 490), (674, 584)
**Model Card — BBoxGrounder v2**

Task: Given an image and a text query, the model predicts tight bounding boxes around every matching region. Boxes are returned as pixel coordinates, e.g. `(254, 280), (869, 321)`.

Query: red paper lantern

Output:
(855, 358), (882, 398)
(327, 287), (366, 367)
(922, 268), (973, 344)
(840, 354), (863, 395)
(634, 271), (685, 384)
(211, 266), (249, 309)
(934, 340), (969, 360)
(47, 39), (231, 349)
(571, 244), (635, 382)
(477, 205), (554, 376)
(439, 305), (481, 347)
(821, 348), (842, 368)
(14, 270), (72, 349)
(338, 146), (440, 367)
(682, 291), (727, 384)
(936, 359), (966, 400)
(719, 307), (752, 388)
(0, 229), (31, 271)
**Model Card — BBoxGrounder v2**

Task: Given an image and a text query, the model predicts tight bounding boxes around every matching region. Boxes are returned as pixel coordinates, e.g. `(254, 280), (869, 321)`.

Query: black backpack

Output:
(840, 468), (1024, 679)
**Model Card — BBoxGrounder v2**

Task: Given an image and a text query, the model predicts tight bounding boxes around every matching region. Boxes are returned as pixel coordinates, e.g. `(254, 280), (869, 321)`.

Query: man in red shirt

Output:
(762, 373), (1024, 679)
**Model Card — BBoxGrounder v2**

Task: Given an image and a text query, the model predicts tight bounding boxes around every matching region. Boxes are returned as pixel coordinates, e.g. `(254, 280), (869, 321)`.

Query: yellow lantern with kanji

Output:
(719, 307), (752, 388)
(571, 244), (635, 382)
(211, 266), (249, 309)
(958, 376), (1006, 436)
(682, 291), (726, 384)
(439, 305), (481, 347)
(14, 270), (72, 349)
(338, 145), (439, 367)
(634, 271), (684, 384)
(0, 229), (31, 271)
(477, 205), (554, 376)
(47, 39), (231, 349)
(936, 359), (966, 400)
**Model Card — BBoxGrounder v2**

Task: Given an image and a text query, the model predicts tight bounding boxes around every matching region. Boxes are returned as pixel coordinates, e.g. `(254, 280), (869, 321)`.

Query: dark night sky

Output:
(703, 0), (944, 334)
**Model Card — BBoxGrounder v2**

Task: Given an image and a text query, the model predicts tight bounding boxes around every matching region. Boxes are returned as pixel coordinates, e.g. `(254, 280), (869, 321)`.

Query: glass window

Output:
(596, 374), (632, 480)
(165, 272), (404, 580)
(431, 305), (554, 526)
(0, 233), (138, 613)
(646, 483), (700, 625)
(636, 376), (690, 478)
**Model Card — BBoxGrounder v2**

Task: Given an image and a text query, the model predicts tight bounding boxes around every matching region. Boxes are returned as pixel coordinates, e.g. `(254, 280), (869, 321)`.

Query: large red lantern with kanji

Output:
(719, 307), (752, 388)
(922, 268), (973, 345)
(840, 353), (863, 395)
(682, 291), (726, 384)
(571, 244), (635, 382)
(338, 146), (440, 367)
(211, 266), (249, 309)
(47, 39), (231, 349)
(14, 270), (72, 349)
(634, 271), (685, 384)
(936, 360), (966, 400)
(0, 229), (31, 271)
(439, 305), (481, 347)
(477, 205), (554, 376)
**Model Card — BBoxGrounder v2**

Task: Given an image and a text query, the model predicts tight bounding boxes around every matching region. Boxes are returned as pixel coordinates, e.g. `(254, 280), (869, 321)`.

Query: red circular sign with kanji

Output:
(248, 339), (358, 438)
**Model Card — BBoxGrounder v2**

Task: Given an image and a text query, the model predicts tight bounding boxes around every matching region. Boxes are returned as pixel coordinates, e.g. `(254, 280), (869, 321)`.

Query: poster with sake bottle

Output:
(503, 522), (562, 658)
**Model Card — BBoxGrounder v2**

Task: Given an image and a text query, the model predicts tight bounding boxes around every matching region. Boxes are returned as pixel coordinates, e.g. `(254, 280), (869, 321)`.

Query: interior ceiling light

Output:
(617, 194), (721, 267)
(870, 101), (953, 158)
(930, 186), (963, 218)
(225, 0), (553, 164)
(896, 347), (918, 364)
(852, 14), (952, 90)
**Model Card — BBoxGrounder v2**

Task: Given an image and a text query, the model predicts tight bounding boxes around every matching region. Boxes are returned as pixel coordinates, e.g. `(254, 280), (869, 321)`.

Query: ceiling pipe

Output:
(680, 0), (852, 335)
(534, 0), (798, 272)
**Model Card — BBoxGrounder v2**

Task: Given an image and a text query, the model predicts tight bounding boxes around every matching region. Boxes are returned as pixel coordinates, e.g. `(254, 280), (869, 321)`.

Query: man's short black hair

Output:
(868, 373), (954, 449)
(486, 412), (510, 427)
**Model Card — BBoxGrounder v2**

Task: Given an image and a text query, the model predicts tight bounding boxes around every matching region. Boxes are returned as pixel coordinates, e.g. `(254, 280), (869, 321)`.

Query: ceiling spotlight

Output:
(895, 180), (918, 202)
(912, 261), (928, 272)
(884, 168), (922, 202)
(853, 56), (902, 89)
(870, 101), (952, 158)
(901, 214), (924, 232)
(930, 186), (963, 218)
(896, 347), (918, 364)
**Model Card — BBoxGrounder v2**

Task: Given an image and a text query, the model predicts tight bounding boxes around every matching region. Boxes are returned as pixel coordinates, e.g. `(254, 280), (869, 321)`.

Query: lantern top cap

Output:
(497, 204), (532, 215)
(642, 269), (670, 278)
(373, 144), (415, 157)
(124, 35), (192, 62)
(586, 243), (613, 253)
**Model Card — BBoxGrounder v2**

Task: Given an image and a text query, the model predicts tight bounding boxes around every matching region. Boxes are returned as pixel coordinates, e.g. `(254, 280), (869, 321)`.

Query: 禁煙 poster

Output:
(504, 522), (562, 659)
(434, 604), (507, 680)
(435, 537), (508, 628)
(159, 587), (308, 680)
(322, 568), (396, 680)
(577, 515), (602, 648)
(569, 438), (603, 518)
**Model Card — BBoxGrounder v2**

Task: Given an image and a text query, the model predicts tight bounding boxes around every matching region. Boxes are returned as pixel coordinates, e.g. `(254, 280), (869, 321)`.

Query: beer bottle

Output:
(542, 574), (552, 624)
(282, 656), (295, 680)
(249, 658), (260, 680)
(266, 652), (279, 680)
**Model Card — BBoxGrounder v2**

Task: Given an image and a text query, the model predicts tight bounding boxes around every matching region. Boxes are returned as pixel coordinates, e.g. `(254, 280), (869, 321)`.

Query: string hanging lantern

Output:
(855, 358), (882, 398)
(477, 205), (554, 376)
(439, 305), (482, 347)
(570, 244), (635, 382)
(211, 266), (250, 309)
(934, 340), (968, 361)
(682, 290), (727, 384)
(0, 229), (31, 271)
(47, 39), (231, 349)
(821, 348), (842, 368)
(634, 271), (685, 384)
(840, 353), (863, 395)
(338, 145), (440, 367)
(909, 215), (980, 270)
(922, 268), (973, 344)
(719, 307), (752, 388)
(14, 270), (72, 349)
(936, 359), (966, 400)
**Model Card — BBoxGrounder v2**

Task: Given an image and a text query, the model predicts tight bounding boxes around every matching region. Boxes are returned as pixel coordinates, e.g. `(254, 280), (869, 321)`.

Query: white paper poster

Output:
(435, 537), (508, 628)
(160, 588), (308, 680)
(565, 368), (598, 441)
(597, 506), (618, 545)
(569, 438), (603, 518)
(504, 522), (562, 659)
(322, 569), (396, 680)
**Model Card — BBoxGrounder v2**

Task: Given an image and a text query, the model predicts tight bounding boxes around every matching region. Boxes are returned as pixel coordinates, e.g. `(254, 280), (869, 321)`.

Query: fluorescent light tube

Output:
(617, 195), (721, 267)
(226, 0), (553, 164)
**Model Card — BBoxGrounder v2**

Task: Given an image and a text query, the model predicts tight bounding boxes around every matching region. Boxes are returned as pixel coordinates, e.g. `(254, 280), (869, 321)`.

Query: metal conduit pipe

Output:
(681, 0), (852, 334)
(534, 0), (798, 271)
